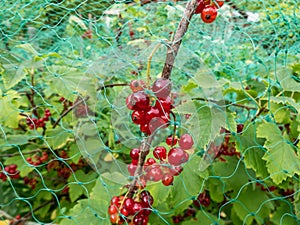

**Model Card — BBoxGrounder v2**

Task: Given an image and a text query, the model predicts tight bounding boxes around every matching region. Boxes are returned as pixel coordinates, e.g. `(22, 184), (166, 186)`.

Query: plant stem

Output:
(146, 43), (162, 87)
(161, 0), (198, 79)
(52, 96), (90, 128)
(127, 0), (198, 197)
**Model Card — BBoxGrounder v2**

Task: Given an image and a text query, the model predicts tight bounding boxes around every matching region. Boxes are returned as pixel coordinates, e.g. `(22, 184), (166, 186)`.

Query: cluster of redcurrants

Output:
(23, 176), (38, 189)
(0, 164), (20, 181)
(126, 78), (172, 135)
(193, 191), (211, 208)
(26, 108), (51, 129)
(108, 191), (153, 225)
(26, 152), (49, 166)
(128, 134), (194, 186)
(195, 0), (224, 23)
(172, 207), (196, 224)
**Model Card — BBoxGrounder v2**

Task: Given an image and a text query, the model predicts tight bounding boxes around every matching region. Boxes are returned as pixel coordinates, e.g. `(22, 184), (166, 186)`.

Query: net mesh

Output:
(0, 0), (299, 224)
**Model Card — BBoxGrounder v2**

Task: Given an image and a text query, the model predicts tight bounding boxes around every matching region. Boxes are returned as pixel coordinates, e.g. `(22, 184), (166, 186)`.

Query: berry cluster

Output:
(172, 207), (196, 223)
(0, 164), (20, 181)
(195, 0), (224, 23)
(24, 176), (38, 189)
(26, 152), (49, 166)
(126, 78), (172, 135)
(128, 134), (194, 186)
(26, 108), (51, 129)
(108, 191), (153, 225)
(193, 191), (211, 208)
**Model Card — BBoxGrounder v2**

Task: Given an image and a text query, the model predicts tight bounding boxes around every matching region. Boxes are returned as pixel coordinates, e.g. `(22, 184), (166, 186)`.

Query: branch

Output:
(97, 83), (128, 91)
(161, 0), (198, 79)
(126, 0), (198, 197)
(52, 96), (90, 128)
(0, 149), (42, 158)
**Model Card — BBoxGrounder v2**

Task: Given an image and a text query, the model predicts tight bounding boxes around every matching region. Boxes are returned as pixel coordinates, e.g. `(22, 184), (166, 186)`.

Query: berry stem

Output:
(146, 43), (162, 87)
(161, 0), (198, 79)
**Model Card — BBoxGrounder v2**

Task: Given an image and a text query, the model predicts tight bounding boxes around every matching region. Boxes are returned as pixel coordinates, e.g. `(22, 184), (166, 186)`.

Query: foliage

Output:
(0, 0), (299, 225)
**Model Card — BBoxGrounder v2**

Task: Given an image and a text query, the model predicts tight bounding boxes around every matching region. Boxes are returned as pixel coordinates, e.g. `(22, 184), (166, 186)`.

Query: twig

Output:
(52, 96), (90, 128)
(161, 0), (198, 79)
(97, 83), (128, 91)
(126, 0), (198, 197)
(0, 209), (13, 219)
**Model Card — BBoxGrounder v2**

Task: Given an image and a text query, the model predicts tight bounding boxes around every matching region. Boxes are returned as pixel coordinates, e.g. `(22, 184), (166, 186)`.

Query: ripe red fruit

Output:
(146, 165), (163, 182)
(201, 5), (218, 23)
(155, 96), (172, 114)
(179, 134), (194, 150)
(128, 163), (137, 176)
(195, 0), (205, 14)
(145, 107), (160, 123)
(141, 194), (154, 207)
(108, 205), (118, 215)
(110, 214), (118, 223)
(111, 196), (120, 206)
(153, 146), (167, 160)
(133, 202), (143, 213)
(130, 148), (140, 160)
(151, 78), (172, 99)
(168, 148), (189, 166)
(148, 117), (169, 134)
(166, 136), (177, 146)
(124, 198), (135, 214)
(120, 207), (130, 217)
(162, 174), (174, 186)
(131, 110), (146, 125)
(127, 91), (150, 111)
(130, 80), (145, 92)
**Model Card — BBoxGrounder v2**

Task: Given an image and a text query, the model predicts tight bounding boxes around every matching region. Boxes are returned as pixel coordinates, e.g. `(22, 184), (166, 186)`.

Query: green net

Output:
(0, 0), (299, 224)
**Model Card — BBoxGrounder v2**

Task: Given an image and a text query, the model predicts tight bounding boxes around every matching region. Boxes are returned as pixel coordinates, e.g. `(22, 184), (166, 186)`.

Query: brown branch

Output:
(97, 83), (128, 91)
(161, 0), (198, 79)
(52, 96), (90, 128)
(126, 0), (198, 198)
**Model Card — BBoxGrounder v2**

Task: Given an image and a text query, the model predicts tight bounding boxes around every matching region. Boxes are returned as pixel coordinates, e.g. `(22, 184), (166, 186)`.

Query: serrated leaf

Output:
(236, 122), (269, 179)
(232, 186), (274, 225)
(269, 96), (300, 112)
(257, 122), (300, 184)
(270, 102), (292, 124)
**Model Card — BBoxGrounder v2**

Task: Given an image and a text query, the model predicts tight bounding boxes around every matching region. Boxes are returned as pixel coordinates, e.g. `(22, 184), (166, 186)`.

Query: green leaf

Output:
(182, 210), (225, 225)
(277, 68), (300, 92)
(232, 186), (274, 225)
(16, 43), (39, 55)
(271, 202), (299, 225)
(45, 127), (72, 149)
(257, 122), (300, 184)
(0, 90), (21, 128)
(236, 122), (269, 179)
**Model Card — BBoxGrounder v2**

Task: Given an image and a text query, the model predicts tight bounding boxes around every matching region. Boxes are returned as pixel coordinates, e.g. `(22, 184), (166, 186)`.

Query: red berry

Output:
(126, 95), (134, 110)
(108, 205), (118, 215)
(130, 80), (145, 92)
(178, 134), (194, 150)
(145, 107), (160, 123)
(148, 117), (169, 133)
(162, 174), (174, 186)
(168, 148), (189, 166)
(201, 5), (218, 23)
(111, 196), (120, 206)
(155, 96), (172, 114)
(145, 158), (156, 167)
(166, 136), (177, 146)
(133, 202), (143, 213)
(153, 146), (167, 160)
(151, 78), (172, 99)
(195, 0), (205, 14)
(110, 214), (118, 223)
(128, 163), (137, 176)
(140, 123), (151, 135)
(120, 207), (130, 217)
(130, 148), (140, 160)
(124, 198), (135, 214)
(131, 110), (146, 125)
(141, 193), (154, 207)
(127, 91), (150, 111)
(146, 165), (163, 182)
